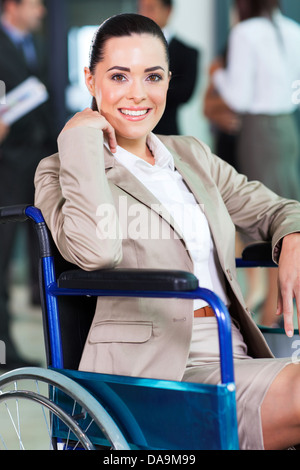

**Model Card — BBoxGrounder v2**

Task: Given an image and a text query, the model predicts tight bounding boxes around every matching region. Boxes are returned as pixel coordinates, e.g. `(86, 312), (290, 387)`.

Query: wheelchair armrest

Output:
(242, 241), (273, 262)
(57, 268), (199, 292)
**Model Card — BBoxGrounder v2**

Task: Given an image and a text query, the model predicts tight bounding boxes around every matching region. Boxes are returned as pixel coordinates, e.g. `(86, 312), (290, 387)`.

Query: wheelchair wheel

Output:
(0, 367), (130, 450)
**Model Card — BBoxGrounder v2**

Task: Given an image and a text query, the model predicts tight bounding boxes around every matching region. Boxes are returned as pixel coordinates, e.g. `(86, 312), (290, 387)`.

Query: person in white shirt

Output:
(212, 0), (300, 327)
(213, 2), (300, 117)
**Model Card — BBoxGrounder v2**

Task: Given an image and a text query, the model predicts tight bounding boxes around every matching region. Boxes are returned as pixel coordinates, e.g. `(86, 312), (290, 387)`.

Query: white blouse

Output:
(213, 11), (300, 115)
(106, 133), (229, 310)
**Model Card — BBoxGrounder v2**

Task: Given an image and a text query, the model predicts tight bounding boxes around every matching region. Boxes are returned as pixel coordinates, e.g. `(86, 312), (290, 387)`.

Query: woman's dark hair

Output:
(235, 0), (280, 21)
(160, 0), (173, 7)
(1, 0), (22, 8)
(89, 13), (170, 111)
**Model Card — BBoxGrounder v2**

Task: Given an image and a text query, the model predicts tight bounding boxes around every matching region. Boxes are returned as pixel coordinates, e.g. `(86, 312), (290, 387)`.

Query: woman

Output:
(35, 13), (300, 450)
(212, 0), (300, 195)
(212, 0), (300, 326)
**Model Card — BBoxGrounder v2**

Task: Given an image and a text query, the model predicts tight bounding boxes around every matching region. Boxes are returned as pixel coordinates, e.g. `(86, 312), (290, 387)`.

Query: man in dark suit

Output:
(0, 0), (57, 368)
(138, 0), (199, 135)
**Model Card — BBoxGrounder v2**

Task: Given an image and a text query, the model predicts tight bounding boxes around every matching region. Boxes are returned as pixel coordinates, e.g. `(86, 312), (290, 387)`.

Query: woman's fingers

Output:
(277, 233), (300, 337)
(61, 108), (117, 153)
(278, 284), (294, 338)
(102, 120), (117, 154)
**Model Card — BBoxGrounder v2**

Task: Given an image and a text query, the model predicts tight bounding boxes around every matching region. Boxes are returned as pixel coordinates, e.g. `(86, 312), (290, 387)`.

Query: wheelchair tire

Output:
(0, 367), (130, 450)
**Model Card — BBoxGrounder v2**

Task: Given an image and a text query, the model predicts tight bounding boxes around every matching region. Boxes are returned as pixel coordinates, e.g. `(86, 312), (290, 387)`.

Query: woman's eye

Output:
(111, 74), (126, 82)
(147, 74), (163, 82)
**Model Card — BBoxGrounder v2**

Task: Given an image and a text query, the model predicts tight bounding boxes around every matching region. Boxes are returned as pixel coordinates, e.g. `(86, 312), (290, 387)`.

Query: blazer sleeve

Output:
(34, 126), (123, 270)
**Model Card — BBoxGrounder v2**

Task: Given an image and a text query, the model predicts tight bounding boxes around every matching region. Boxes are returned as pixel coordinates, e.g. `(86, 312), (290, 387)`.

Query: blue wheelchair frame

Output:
(1, 205), (240, 450)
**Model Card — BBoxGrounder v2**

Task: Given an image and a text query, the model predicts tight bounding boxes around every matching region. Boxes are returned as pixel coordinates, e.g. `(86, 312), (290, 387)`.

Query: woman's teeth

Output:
(120, 109), (149, 116)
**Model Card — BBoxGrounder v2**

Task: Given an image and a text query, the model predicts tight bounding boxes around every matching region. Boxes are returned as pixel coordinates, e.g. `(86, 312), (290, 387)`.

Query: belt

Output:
(194, 306), (215, 318)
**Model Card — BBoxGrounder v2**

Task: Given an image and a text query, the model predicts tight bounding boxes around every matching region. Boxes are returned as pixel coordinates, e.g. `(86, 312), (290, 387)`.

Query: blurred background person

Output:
(211, 0), (300, 327)
(203, 52), (241, 168)
(204, 60), (267, 317)
(203, 13), (265, 314)
(0, 118), (9, 143)
(0, 0), (57, 368)
(138, 0), (199, 135)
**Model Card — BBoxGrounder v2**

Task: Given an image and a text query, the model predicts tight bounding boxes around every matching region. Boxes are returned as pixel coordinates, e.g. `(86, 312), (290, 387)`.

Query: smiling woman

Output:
(34, 13), (300, 450)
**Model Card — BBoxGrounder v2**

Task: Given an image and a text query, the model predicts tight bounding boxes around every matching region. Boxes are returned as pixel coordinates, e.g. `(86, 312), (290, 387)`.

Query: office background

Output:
(1, 0), (298, 146)
(39, 0), (300, 149)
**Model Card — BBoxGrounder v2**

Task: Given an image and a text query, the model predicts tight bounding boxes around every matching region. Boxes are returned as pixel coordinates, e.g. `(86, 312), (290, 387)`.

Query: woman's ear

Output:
(84, 67), (95, 97)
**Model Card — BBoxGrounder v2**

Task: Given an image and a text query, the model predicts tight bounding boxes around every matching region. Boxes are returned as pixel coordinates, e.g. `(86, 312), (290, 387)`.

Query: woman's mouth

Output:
(118, 108), (151, 120)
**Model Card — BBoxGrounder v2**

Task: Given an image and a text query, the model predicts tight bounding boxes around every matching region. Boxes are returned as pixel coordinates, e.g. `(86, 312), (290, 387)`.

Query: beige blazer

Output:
(34, 127), (300, 381)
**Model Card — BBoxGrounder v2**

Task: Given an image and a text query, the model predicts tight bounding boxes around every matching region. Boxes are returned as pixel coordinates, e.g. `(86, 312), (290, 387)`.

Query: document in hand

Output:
(0, 76), (48, 125)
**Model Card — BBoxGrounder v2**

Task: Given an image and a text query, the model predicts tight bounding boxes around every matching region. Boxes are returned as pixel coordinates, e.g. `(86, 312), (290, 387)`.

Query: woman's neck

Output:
(116, 135), (155, 165)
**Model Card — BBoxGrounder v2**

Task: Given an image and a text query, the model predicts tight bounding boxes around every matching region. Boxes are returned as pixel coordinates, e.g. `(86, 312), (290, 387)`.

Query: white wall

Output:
(168, 0), (215, 145)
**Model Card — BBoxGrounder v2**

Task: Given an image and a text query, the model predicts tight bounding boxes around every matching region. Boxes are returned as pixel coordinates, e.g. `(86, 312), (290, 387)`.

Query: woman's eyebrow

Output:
(144, 66), (165, 72)
(107, 66), (130, 72)
(106, 66), (165, 73)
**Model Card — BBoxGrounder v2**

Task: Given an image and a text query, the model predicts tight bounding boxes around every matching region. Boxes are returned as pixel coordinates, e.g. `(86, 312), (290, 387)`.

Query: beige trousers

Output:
(182, 317), (291, 450)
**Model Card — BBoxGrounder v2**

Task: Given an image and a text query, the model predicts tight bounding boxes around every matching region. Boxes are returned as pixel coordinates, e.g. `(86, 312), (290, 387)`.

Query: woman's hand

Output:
(209, 57), (225, 76)
(61, 107), (117, 154)
(276, 233), (300, 337)
(0, 119), (9, 144)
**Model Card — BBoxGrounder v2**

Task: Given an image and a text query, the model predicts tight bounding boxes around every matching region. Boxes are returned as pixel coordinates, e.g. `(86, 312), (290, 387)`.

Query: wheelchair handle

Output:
(0, 204), (52, 258)
(0, 204), (30, 224)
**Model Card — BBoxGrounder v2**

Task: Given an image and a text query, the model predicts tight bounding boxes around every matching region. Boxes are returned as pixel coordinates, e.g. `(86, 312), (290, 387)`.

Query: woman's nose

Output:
(128, 80), (147, 103)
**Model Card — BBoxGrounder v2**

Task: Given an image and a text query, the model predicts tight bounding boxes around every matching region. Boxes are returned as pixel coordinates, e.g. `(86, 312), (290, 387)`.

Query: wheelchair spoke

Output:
(0, 432), (7, 450)
(72, 415), (95, 451)
(65, 399), (77, 449)
(0, 368), (130, 450)
(3, 400), (25, 450)
(35, 379), (52, 446)
(0, 382), (25, 450)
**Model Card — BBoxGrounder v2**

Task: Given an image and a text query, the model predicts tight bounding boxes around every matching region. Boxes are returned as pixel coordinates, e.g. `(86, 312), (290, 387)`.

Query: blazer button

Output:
(226, 269), (233, 281)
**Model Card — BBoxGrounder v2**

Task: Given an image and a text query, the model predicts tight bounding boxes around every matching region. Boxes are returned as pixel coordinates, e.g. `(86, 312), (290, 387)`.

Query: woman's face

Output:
(85, 33), (170, 145)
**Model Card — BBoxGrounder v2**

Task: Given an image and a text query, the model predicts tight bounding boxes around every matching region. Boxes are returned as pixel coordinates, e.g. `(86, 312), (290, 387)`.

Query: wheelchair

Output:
(0, 204), (295, 450)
